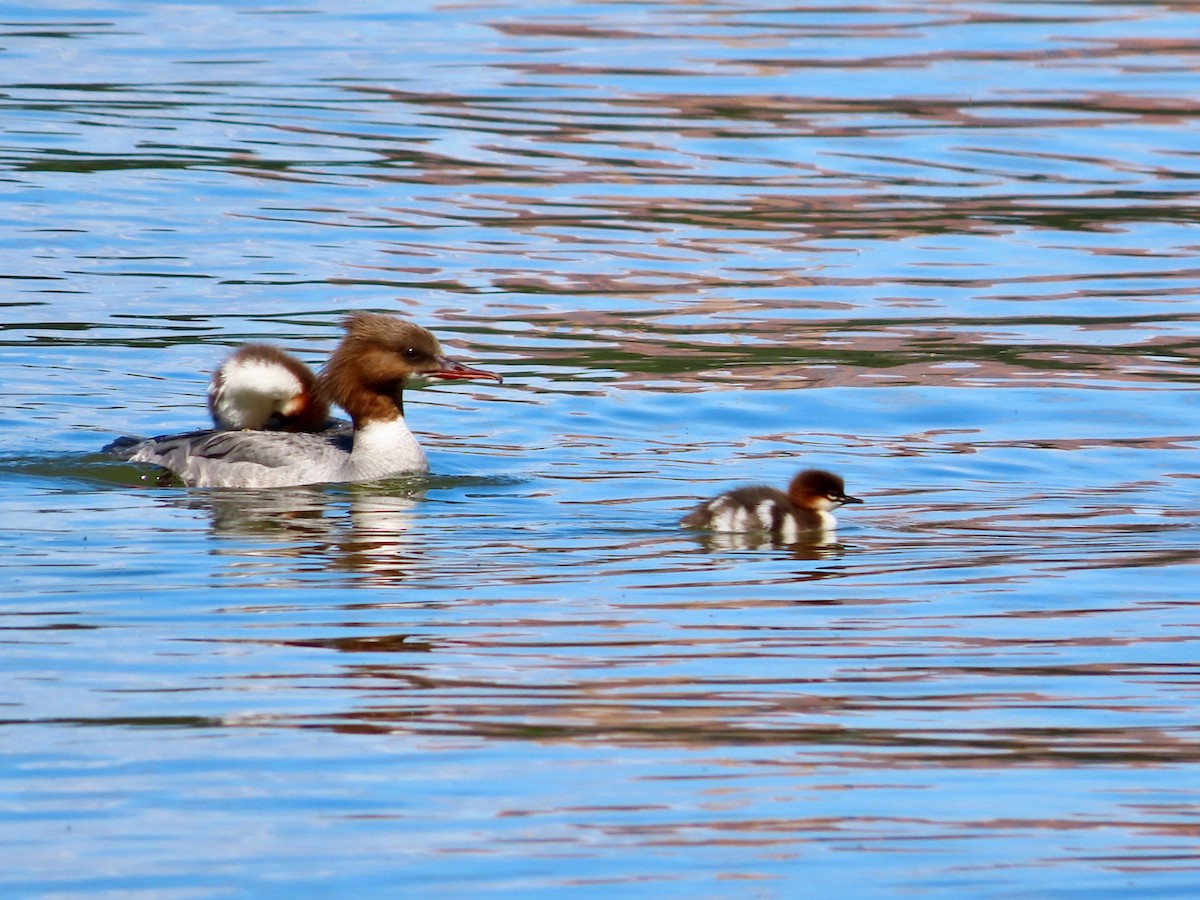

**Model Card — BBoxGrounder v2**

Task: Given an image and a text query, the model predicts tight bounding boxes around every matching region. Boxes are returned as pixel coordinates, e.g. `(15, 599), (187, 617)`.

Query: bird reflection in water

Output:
(187, 480), (428, 584)
(689, 529), (850, 559)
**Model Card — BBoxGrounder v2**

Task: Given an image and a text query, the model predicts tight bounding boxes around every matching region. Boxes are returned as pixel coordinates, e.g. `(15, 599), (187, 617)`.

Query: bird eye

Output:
(403, 347), (421, 361)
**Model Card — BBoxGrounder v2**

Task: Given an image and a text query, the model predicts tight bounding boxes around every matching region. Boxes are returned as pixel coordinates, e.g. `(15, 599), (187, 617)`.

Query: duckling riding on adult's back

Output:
(108, 313), (502, 489)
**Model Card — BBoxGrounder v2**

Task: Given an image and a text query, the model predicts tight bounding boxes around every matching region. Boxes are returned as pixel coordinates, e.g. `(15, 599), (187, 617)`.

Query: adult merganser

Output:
(108, 312), (502, 488)
(681, 468), (862, 541)
(208, 343), (332, 432)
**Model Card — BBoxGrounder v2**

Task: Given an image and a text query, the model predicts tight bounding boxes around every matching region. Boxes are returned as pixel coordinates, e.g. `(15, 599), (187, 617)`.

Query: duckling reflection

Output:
(691, 529), (849, 559)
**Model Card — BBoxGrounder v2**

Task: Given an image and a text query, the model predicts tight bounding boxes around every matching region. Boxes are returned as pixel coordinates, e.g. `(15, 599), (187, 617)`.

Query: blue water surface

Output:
(3, 0), (1200, 897)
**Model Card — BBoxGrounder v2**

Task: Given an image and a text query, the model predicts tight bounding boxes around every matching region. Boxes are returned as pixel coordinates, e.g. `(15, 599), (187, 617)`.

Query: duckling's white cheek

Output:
(225, 359), (304, 403)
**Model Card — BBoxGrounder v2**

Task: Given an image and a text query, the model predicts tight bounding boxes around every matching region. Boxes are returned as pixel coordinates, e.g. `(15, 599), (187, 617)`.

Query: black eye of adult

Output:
(403, 347), (421, 361)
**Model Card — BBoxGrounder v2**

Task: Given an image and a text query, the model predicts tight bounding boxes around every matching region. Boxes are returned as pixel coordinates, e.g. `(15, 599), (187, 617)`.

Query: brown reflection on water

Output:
(449, 307), (1200, 391)
(237, 678), (1200, 766)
